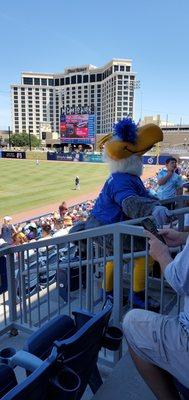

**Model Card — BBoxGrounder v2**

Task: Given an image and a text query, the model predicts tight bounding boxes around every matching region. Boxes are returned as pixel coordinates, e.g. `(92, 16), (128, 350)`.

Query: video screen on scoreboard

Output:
(60, 113), (95, 144)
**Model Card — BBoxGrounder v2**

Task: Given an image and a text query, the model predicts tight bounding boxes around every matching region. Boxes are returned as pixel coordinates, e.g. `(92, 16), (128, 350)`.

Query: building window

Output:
(55, 79), (60, 86)
(120, 66), (124, 71)
(65, 77), (70, 85)
(114, 65), (119, 72)
(71, 75), (76, 84)
(83, 75), (89, 83)
(48, 79), (54, 86)
(126, 66), (130, 71)
(41, 78), (47, 86)
(23, 77), (33, 85)
(60, 78), (64, 85)
(77, 75), (82, 84)
(34, 78), (40, 85)
(97, 74), (102, 81)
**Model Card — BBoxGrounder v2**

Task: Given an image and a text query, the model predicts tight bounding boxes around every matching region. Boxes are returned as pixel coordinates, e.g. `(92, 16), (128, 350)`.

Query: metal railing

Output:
(0, 196), (189, 363)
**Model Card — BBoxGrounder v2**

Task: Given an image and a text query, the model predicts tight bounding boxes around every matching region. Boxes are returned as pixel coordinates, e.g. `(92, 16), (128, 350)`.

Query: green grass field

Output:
(0, 159), (108, 217)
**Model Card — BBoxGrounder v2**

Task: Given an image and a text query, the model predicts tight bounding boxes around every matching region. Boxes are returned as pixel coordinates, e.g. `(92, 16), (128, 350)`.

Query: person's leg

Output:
(128, 345), (180, 400)
(123, 309), (186, 399)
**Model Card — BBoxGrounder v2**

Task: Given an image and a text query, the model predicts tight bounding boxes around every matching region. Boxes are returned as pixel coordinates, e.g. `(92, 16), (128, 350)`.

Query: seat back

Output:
(23, 315), (76, 361)
(23, 300), (113, 400)
(0, 365), (17, 398)
(1, 353), (55, 400)
(54, 302), (113, 398)
(1, 349), (80, 400)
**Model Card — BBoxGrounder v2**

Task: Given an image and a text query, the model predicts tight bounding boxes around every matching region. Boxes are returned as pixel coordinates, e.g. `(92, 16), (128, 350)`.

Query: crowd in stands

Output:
(0, 200), (95, 247)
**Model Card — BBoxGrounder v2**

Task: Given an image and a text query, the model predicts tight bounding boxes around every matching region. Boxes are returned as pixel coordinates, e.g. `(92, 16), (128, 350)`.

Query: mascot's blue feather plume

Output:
(113, 118), (137, 144)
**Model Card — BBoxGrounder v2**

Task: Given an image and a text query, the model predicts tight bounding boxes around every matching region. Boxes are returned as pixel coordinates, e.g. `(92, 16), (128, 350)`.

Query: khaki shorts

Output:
(123, 309), (189, 388)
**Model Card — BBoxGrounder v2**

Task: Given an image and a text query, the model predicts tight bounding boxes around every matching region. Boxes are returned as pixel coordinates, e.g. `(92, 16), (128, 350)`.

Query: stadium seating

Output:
(0, 297), (123, 400)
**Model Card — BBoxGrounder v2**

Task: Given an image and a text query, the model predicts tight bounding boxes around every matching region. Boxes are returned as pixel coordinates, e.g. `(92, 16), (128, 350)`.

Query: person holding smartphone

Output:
(123, 228), (189, 399)
(157, 157), (183, 203)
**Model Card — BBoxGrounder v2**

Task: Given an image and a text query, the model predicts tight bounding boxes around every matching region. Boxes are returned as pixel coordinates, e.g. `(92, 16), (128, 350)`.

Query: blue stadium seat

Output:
(0, 365), (17, 398)
(1, 348), (80, 400)
(0, 298), (122, 400)
(23, 298), (122, 398)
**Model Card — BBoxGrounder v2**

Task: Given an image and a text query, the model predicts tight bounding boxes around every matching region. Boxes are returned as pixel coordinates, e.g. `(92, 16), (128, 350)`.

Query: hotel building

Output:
(11, 59), (137, 140)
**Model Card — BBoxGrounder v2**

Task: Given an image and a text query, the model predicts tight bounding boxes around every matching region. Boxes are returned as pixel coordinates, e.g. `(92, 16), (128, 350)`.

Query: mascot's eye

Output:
(123, 146), (134, 154)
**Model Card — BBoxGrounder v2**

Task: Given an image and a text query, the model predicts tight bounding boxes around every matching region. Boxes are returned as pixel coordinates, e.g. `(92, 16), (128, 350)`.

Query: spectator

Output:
(63, 214), (73, 228)
(1, 216), (16, 245)
(26, 222), (37, 241)
(123, 228), (189, 399)
(12, 231), (28, 245)
(36, 221), (43, 239)
(52, 211), (62, 231)
(59, 201), (68, 219)
(40, 222), (52, 239)
(156, 157), (183, 201)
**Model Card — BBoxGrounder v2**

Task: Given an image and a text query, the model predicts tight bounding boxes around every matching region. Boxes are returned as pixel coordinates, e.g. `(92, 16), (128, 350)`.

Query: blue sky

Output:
(0, 0), (189, 128)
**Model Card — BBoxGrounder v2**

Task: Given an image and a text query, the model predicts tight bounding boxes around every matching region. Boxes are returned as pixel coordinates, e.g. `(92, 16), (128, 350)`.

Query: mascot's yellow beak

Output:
(105, 124), (163, 161)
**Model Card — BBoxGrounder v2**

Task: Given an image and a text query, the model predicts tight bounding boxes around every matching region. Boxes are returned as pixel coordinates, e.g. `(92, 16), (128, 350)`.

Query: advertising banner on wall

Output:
(56, 151), (84, 161)
(83, 154), (103, 163)
(60, 113), (96, 145)
(2, 151), (26, 159)
(142, 156), (157, 165)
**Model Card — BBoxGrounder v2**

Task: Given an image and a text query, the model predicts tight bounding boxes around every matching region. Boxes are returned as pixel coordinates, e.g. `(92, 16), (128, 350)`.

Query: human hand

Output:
(144, 231), (172, 269)
(144, 231), (170, 260)
(158, 228), (187, 246)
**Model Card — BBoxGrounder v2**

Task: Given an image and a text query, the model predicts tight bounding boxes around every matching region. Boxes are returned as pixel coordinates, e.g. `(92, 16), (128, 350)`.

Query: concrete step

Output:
(92, 352), (156, 400)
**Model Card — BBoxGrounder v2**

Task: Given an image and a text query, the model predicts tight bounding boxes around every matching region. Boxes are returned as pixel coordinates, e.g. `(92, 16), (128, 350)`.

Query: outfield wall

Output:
(0, 151), (172, 165)
(26, 151), (47, 160)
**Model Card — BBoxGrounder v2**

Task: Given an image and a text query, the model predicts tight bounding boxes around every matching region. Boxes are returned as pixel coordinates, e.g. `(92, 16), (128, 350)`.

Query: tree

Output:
(10, 133), (41, 148)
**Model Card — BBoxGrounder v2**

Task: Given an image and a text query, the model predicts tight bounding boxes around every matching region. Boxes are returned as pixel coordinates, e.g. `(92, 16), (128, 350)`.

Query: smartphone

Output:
(141, 217), (166, 244)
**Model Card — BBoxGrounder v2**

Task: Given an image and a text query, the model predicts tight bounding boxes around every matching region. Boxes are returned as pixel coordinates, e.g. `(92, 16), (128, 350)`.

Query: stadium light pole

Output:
(28, 126), (32, 151)
(8, 125), (11, 149)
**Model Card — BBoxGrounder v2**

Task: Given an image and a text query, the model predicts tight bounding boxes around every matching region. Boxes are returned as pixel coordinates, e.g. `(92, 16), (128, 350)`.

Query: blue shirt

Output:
(157, 169), (183, 200)
(92, 172), (150, 225)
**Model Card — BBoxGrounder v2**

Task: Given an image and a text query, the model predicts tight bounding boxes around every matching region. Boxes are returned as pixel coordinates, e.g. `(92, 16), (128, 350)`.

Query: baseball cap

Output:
(29, 222), (37, 229)
(3, 216), (12, 222)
